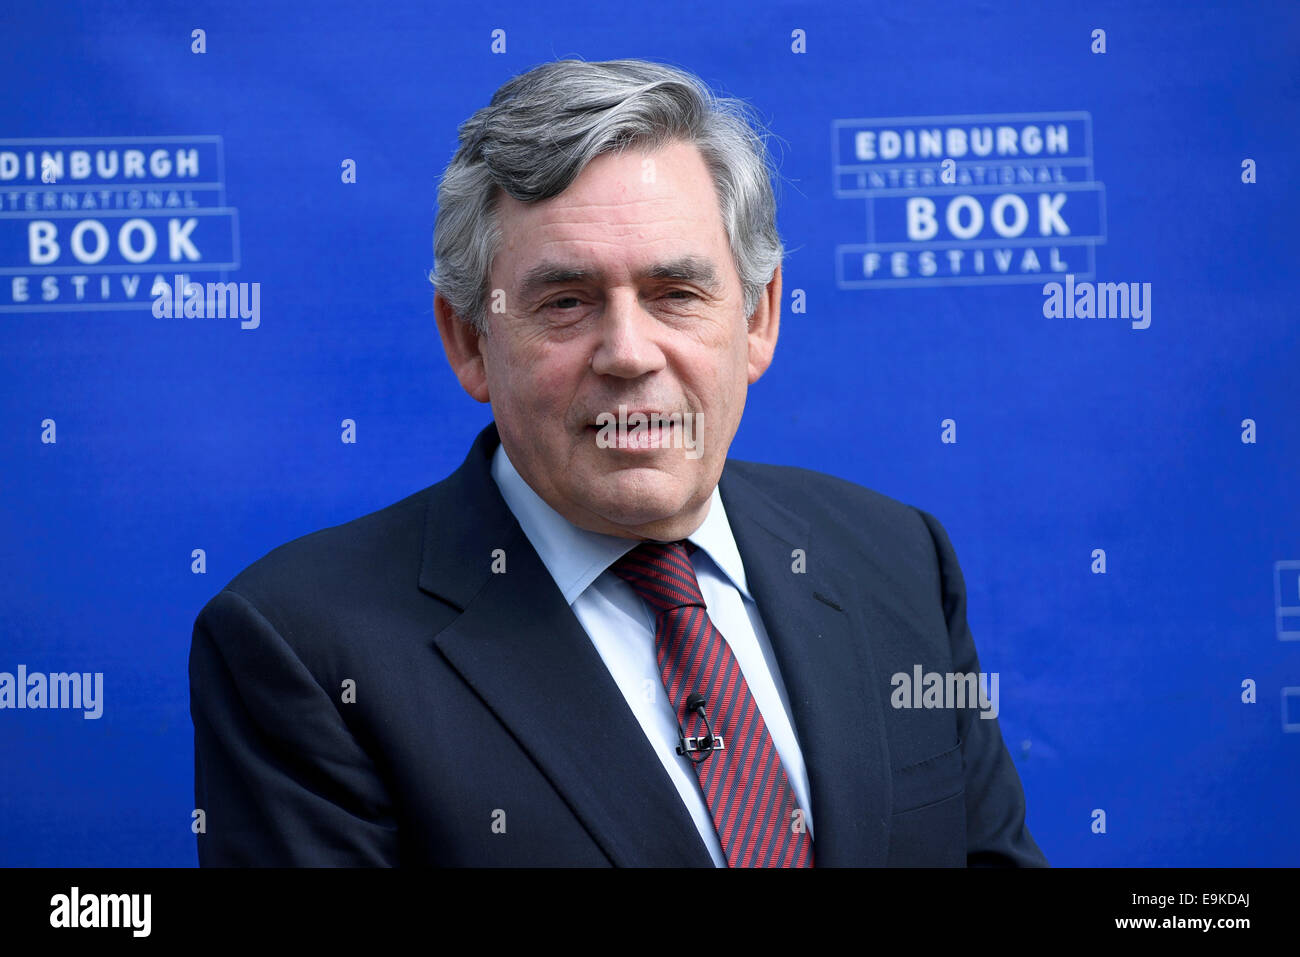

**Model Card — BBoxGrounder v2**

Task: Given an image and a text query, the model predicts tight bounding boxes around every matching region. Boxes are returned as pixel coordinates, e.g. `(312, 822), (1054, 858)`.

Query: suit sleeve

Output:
(914, 508), (1050, 867)
(189, 588), (400, 865)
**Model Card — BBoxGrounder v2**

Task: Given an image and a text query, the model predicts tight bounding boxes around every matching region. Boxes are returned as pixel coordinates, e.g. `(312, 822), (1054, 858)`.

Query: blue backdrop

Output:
(1, 0), (1296, 866)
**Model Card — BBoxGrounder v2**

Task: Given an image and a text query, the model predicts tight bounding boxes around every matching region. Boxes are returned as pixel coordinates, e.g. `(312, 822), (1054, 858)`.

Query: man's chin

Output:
(576, 477), (700, 535)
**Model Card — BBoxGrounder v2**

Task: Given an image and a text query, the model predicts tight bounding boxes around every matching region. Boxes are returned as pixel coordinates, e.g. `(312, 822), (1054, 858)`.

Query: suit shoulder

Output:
(721, 456), (954, 596)
(200, 484), (433, 634)
(724, 457), (927, 533)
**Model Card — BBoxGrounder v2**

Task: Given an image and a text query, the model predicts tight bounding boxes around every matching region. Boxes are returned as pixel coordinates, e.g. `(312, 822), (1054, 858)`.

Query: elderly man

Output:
(190, 58), (1047, 867)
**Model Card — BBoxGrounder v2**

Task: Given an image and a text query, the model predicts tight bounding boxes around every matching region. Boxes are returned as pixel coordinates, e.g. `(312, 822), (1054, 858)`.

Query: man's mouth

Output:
(586, 411), (681, 450)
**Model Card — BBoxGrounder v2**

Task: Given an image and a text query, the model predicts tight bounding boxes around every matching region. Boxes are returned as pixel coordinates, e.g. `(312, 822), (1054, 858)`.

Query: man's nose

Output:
(589, 290), (666, 378)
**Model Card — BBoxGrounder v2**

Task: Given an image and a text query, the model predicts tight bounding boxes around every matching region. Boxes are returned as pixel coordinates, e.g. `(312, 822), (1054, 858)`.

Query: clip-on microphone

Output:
(676, 691), (725, 763)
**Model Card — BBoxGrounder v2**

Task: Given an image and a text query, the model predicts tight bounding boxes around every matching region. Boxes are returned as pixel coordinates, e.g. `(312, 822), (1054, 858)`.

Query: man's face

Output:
(437, 139), (779, 541)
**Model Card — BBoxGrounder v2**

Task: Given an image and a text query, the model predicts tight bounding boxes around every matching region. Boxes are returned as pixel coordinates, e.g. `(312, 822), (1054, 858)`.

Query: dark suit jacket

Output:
(189, 421), (1047, 866)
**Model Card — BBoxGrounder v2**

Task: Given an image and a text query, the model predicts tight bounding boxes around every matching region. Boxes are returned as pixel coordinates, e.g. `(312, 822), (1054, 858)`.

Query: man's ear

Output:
(746, 263), (781, 384)
(434, 291), (490, 402)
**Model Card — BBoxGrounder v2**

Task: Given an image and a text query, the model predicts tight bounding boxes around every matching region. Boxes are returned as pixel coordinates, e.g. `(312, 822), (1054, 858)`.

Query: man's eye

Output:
(545, 290), (696, 310)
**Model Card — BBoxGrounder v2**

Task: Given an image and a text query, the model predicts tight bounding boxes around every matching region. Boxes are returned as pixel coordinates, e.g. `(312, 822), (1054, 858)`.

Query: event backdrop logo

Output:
(0, 136), (239, 312)
(833, 112), (1106, 288)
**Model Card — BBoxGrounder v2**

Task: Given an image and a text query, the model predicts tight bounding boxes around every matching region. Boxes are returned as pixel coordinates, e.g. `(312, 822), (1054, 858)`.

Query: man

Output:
(190, 58), (1047, 867)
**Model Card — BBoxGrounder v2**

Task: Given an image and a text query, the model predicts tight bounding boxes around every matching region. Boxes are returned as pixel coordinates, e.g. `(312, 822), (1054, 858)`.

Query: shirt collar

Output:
(490, 440), (753, 606)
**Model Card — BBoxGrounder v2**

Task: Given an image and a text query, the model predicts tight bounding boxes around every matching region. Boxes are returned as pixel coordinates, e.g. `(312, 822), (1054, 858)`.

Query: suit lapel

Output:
(420, 423), (713, 866)
(419, 422), (893, 866)
(718, 465), (893, 866)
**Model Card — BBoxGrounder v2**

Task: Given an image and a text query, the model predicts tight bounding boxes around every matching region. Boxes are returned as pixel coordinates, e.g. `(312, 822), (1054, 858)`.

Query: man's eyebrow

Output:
(517, 263), (599, 301)
(646, 257), (724, 294)
(517, 256), (724, 301)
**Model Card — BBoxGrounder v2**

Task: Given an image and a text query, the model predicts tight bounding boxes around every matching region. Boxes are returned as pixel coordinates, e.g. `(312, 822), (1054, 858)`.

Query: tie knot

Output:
(609, 540), (705, 615)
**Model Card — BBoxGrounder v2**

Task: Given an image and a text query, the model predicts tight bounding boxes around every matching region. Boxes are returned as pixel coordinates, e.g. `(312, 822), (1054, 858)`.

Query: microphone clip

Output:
(676, 691), (724, 763)
(678, 734), (726, 756)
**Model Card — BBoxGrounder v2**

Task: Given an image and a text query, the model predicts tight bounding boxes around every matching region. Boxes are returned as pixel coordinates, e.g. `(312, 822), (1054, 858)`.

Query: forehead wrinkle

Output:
(525, 200), (693, 236)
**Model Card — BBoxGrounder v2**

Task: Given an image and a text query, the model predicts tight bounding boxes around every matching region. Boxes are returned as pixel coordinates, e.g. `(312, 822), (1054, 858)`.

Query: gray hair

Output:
(429, 58), (785, 335)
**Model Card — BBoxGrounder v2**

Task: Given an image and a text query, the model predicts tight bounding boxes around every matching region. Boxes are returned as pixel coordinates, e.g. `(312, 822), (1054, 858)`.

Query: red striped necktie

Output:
(610, 540), (814, 868)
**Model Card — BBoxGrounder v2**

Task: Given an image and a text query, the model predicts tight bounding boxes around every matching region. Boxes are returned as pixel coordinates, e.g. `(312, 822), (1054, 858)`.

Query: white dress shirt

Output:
(490, 442), (814, 866)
